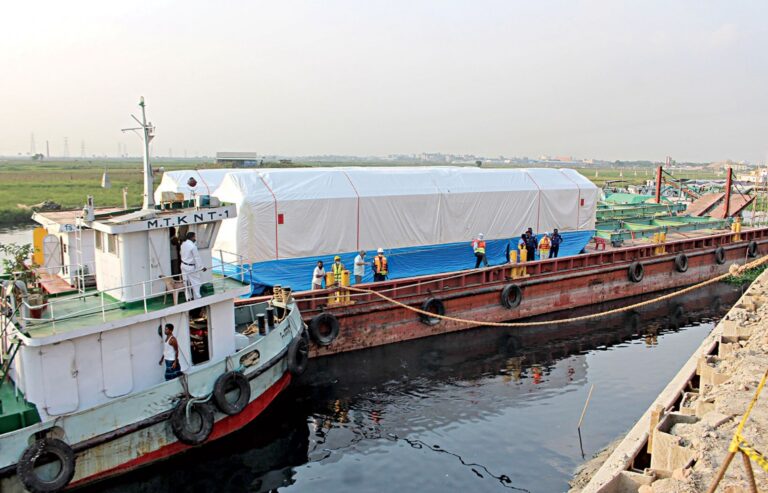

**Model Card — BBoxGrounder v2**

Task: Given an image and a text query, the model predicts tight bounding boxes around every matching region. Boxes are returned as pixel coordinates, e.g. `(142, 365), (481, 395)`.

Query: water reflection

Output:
(85, 282), (744, 493)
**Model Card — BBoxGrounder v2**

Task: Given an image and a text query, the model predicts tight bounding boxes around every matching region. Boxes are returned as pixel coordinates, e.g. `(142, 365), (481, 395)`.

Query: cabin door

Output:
(100, 329), (134, 397)
(41, 341), (79, 415)
(42, 234), (62, 274)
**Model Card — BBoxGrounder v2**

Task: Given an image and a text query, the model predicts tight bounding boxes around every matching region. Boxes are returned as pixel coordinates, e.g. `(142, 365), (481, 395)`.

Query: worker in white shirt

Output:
(312, 260), (326, 290)
(180, 232), (206, 300)
(353, 250), (370, 284)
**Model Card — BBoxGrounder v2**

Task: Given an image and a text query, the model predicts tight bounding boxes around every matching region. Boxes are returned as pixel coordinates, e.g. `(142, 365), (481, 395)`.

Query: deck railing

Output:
(19, 250), (252, 334)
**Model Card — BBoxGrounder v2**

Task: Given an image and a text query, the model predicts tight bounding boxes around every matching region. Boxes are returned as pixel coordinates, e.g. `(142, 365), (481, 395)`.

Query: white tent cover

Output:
(157, 167), (598, 263)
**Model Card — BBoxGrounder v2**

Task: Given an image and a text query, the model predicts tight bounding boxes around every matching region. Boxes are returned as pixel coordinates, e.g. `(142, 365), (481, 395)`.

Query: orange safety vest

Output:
(472, 240), (486, 254)
(539, 236), (551, 250)
(332, 262), (344, 282)
(374, 255), (388, 275)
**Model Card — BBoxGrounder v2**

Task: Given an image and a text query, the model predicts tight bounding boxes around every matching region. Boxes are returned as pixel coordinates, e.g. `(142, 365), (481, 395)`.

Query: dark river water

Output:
(78, 281), (743, 493)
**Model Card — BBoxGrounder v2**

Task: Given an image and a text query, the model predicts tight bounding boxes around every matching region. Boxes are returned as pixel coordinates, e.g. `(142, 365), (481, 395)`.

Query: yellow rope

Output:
(344, 253), (768, 328)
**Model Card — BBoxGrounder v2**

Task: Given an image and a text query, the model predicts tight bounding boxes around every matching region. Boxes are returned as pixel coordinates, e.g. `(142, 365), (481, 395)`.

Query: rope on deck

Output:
(343, 254), (768, 328)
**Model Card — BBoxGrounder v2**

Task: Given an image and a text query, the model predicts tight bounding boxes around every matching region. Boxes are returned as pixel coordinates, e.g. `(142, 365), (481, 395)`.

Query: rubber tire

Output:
(170, 398), (214, 445)
(500, 284), (523, 309)
(674, 253), (689, 273)
(212, 371), (251, 416)
(287, 335), (309, 376)
(714, 247), (726, 265)
(628, 261), (644, 283)
(747, 241), (758, 258)
(17, 438), (76, 493)
(419, 298), (445, 326)
(309, 313), (339, 347)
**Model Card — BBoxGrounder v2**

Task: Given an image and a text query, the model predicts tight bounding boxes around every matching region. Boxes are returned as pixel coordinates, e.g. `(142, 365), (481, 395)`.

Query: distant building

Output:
(216, 152), (262, 168)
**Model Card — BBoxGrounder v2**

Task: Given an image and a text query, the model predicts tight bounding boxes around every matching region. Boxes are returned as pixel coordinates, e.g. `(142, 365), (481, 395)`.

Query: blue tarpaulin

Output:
(215, 230), (595, 296)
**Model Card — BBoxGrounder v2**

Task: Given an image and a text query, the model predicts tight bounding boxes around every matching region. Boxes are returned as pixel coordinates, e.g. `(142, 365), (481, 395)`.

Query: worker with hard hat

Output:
(472, 233), (488, 268)
(331, 255), (345, 286)
(373, 247), (388, 282)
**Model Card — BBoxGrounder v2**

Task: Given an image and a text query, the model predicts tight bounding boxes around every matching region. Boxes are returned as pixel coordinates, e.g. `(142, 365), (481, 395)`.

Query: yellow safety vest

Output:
(374, 255), (388, 275)
(539, 237), (551, 249)
(473, 240), (486, 254)
(332, 262), (344, 282)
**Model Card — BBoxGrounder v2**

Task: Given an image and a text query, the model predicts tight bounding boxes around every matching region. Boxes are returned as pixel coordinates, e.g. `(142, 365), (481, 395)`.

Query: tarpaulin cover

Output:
(187, 166), (599, 262)
(213, 230), (596, 295)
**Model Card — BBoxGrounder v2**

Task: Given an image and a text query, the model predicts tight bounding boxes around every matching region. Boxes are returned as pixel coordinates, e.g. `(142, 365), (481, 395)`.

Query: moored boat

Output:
(0, 99), (309, 492)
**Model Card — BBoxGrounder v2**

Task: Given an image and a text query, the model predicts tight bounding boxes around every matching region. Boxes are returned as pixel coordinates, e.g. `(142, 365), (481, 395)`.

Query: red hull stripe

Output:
(69, 372), (292, 488)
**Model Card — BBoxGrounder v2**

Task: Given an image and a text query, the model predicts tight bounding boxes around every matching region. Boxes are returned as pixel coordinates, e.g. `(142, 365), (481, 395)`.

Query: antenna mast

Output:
(122, 96), (156, 209)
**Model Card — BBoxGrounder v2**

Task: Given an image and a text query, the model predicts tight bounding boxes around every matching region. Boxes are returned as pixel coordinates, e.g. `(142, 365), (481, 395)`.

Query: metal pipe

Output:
(266, 307), (275, 328)
(257, 314), (267, 335)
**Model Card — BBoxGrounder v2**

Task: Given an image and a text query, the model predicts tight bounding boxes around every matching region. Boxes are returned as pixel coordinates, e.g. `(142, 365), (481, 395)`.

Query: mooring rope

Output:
(343, 253), (768, 328)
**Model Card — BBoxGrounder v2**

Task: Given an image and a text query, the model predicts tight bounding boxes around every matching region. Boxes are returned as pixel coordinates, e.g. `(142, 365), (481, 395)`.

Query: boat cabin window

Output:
(106, 233), (118, 256)
(95, 230), (102, 250)
(189, 307), (210, 365)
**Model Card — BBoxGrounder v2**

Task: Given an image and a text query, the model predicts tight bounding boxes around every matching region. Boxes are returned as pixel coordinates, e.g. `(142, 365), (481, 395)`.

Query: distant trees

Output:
(30, 153), (45, 161)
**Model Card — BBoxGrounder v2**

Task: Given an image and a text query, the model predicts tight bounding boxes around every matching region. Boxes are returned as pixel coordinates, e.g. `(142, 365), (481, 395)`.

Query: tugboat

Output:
(0, 98), (309, 492)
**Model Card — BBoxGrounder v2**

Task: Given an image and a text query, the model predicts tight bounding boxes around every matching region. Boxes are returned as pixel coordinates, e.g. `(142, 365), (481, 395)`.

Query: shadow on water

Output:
(82, 282), (746, 493)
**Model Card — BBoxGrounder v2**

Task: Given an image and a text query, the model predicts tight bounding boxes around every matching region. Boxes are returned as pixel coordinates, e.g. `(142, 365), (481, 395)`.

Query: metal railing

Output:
(18, 252), (252, 334)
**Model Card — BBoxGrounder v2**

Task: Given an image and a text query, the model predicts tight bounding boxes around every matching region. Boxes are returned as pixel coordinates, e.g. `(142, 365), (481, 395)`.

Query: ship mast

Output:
(122, 97), (156, 209)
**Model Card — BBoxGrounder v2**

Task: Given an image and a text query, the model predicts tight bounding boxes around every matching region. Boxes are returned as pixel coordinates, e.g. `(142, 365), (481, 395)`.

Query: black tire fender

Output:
(674, 253), (688, 273)
(213, 371), (251, 416)
(17, 438), (76, 493)
(419, 298), (445, 325)
(287, 335), (309, 376)
(628, 261), (644, 283)
(170, 398), (214, 445)
(747, 241), (758, 258)
(500, 284), (523, 309)
(714, 246), (726, 265)
(309, 313), (339, 346)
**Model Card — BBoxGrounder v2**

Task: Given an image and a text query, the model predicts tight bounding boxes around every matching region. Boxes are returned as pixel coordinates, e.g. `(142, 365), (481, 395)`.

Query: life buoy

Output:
(714, 247), (726, 265)
(674, 253), (689, 273)
(171, 398), (214, 445)
(213, 371), (251, 416)
(287, 335), (309, 376)
(628, 261), (644, 283)
(500, 284), (523, 309)
(419, 298), (445, 325)
(17, 438), (76, 493)
(747, 241), (758, 258)
(309, 313), (339, 346)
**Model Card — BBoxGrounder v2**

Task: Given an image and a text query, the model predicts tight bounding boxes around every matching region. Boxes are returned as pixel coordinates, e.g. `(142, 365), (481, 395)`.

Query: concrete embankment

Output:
(570, 272), (768, 493)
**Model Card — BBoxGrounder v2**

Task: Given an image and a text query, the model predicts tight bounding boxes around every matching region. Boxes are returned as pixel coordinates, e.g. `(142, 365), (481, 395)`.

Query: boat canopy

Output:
(156, 167), (598, 264)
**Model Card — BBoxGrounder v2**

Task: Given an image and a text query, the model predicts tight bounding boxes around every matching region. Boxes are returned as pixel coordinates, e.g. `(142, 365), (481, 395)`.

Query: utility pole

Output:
(45, 140), (50, 159)
(63, 137), (70, 158)
(30, 133), (36, 155)
(81, 140), (86, 158)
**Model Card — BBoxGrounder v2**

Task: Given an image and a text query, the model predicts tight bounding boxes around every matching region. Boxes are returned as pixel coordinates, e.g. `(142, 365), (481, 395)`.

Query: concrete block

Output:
(720, 319), (740, 339)
(718, 342), (739, 358)
(695, 400), (715, 417)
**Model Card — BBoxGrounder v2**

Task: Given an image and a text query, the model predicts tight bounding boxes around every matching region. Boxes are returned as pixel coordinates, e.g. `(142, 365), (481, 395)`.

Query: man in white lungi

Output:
(180, 232), (206, 300)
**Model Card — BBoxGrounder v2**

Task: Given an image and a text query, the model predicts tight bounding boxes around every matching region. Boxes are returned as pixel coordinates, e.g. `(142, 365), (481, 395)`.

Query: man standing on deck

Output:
(332, 256), (345, 286)
(159, 323), (181, 380)
(525, 228), (538, 261)
(181, 232), (206, 300)
(312, 260), (326, 290)
(373, 248), (388, 282)
(472, 233), (488, 268)
(550, 229), (563, 258)
(353, 250), (370, 284)
(539, 232), (551, 260)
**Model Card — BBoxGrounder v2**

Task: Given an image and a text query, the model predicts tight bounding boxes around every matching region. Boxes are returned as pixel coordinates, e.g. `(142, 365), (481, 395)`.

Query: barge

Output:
(238, 226), (767, 358)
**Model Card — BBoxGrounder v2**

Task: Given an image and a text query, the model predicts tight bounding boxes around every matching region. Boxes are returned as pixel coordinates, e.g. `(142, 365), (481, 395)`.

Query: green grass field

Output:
(0, 159), (722, 226)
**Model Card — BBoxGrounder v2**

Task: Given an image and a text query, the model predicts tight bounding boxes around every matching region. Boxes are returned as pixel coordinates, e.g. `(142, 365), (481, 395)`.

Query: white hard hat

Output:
(544, 232), (549, 236)
(478, 233), (484, 239)
(377, 247), (384, 253)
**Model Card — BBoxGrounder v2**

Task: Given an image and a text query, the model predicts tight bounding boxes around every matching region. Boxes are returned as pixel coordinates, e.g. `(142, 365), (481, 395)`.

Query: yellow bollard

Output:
(326, 272), (337, 305)
(509, 250), (518, 278)
(341, 270), (351, 304)
(519, 248), (528, 277)
(659, 232), (667, 254)
(732, 218), (742, 242)
(652, 232), (659, 255)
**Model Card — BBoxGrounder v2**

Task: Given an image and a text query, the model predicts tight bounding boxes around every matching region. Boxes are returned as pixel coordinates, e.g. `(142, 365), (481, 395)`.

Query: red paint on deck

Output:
(68, 372), (291, 489)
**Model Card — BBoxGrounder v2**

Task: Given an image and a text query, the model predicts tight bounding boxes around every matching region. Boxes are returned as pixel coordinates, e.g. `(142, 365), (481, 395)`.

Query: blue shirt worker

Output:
(525, 228), (538, 260)
(550, 229), (563, 258)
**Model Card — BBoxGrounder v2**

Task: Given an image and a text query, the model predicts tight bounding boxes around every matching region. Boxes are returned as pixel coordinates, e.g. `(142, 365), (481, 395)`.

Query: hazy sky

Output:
(1, 1), (766, 162)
